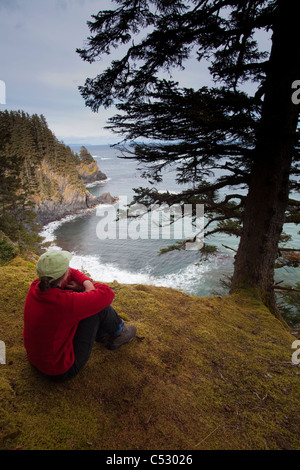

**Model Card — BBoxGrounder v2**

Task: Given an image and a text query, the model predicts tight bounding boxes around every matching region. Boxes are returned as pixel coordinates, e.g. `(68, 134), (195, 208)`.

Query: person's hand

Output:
(66, 280), (84, 292)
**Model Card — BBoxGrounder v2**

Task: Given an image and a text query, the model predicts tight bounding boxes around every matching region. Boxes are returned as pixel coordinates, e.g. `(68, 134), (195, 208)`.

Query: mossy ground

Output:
(1, 258), (300, 450)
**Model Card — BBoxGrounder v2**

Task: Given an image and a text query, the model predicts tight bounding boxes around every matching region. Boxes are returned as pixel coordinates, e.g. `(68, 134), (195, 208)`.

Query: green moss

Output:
(0, 260), (300, 450)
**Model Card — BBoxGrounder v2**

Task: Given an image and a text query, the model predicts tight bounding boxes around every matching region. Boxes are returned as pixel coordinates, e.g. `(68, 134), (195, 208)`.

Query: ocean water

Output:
(40, 144), (300, 297)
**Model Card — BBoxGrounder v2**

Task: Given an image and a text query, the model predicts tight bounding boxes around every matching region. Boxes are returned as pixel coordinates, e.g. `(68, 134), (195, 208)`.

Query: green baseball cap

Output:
(36, 250), (72, 280)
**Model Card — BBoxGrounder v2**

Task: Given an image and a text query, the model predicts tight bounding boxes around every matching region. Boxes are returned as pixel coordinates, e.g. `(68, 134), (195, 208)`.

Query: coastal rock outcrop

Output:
(77, 160), (107, 184)
(35, 188), (117, 225)
(33, 160), (116, 225)
(96, 192), (117, 205)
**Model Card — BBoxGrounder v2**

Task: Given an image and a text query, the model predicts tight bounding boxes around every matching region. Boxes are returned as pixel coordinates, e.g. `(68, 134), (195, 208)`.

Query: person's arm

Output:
(66, 283), (115, 322)
(83, 279), (95, 291)
(65, 268), (93, 291)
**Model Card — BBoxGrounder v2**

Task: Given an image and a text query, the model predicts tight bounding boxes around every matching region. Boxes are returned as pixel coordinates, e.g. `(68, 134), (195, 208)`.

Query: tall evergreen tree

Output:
(0, 111), (42, 254)
(79, 145), (94, 164)
(77, 0), (300, 318)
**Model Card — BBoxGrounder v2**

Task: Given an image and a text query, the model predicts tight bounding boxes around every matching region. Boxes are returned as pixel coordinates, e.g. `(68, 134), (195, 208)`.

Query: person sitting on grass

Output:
(23, 249), (136, 381)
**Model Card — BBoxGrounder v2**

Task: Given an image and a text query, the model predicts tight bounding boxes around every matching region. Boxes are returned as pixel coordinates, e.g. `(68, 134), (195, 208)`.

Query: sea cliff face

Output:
(0, 110), (117, 244)
(33, 160), (116, 225)
(35, 191), (117, 225)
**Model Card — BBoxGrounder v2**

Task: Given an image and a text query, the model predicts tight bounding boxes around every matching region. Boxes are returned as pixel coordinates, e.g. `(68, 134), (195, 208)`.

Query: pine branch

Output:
(274, 286), (300, 293)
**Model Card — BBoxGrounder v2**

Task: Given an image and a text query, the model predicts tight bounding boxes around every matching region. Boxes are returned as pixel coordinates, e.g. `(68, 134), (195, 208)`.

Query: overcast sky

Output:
(0, 0), (124, 144)
(0, 0), (271, 146)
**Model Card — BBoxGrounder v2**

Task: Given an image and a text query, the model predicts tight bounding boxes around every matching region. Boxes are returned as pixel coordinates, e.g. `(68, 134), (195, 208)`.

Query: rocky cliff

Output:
(77, 160), (107, 185)
(34, 159), (116, 225)
(0, 110), (117, 228)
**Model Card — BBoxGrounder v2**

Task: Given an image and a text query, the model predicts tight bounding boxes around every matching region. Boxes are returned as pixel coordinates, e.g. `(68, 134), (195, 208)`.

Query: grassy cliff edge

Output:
(1, 257), (300, 450)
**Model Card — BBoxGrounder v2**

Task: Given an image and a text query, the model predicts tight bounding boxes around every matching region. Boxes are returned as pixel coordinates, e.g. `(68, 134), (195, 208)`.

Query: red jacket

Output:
(23, 270), (115, 376)
(60, 267), (90, 289)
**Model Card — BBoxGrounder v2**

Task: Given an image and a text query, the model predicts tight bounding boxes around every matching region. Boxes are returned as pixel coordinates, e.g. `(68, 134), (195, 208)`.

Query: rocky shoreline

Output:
(36, 190), (118, 225)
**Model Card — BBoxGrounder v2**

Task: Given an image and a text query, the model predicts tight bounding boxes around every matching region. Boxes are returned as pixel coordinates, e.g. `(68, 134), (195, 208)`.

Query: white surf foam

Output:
(68, 251), (210, 295)
(85, 177), (111, 188)
(40, 214), (84, 244)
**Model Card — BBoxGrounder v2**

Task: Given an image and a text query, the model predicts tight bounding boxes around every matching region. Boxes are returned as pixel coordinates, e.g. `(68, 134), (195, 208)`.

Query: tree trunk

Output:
(230, 0), (300, 319)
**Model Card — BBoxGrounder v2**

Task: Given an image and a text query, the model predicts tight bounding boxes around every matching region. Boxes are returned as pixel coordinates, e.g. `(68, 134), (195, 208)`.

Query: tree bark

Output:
(230, 0), (300, 319)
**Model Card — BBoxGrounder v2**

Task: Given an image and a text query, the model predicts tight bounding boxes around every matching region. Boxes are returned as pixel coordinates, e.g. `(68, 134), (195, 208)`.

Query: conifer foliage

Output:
(79, 145), (94, 164)
(0, 110), (84, 258)
(77, 0), (300, 316)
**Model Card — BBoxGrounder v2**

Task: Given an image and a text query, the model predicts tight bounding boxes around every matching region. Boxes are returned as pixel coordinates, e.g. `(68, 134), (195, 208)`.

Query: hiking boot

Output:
(96, 320), (124, 344)
(106, 324), (137, 351)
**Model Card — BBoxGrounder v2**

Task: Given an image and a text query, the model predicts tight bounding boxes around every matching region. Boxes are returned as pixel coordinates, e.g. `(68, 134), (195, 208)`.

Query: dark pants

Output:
(49, 305), (123, 382)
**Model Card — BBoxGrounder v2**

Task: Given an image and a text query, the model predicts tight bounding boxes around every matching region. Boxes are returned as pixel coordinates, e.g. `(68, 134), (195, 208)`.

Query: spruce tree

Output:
(0, 111), (42, 254)
(77, 0), (300, 318)
(79, 145), (94, 164)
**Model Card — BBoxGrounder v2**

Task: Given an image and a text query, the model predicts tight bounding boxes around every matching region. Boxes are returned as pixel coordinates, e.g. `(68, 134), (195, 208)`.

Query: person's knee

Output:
(98, 305), (122, 335)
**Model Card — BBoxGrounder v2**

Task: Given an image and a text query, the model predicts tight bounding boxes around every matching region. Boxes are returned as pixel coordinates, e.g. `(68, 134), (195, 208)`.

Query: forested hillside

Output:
(0, 110), (110, 261)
